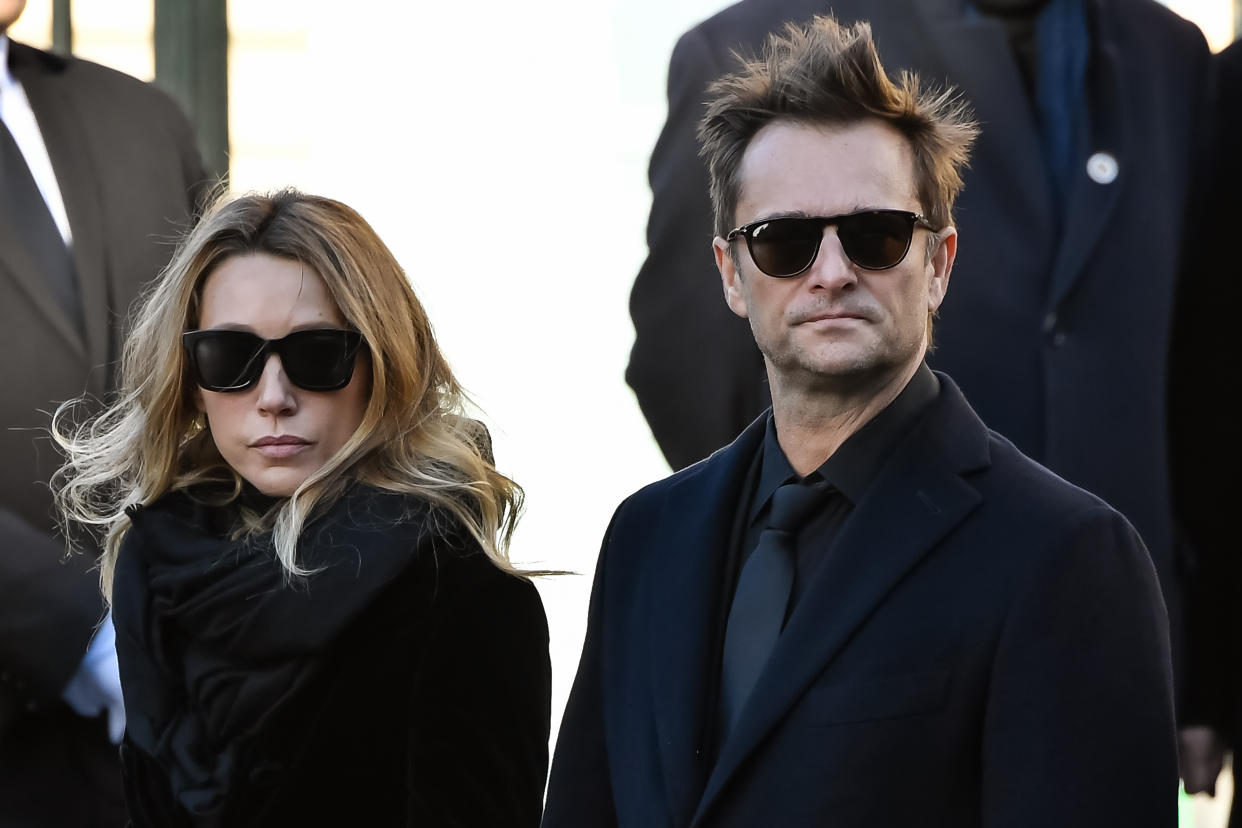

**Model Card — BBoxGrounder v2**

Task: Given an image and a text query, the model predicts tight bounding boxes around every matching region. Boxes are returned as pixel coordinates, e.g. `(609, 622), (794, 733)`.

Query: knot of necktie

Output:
(765, 479), (831, 533)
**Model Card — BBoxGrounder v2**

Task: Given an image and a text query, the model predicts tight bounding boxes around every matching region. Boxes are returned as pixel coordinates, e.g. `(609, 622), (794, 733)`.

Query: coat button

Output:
(1086, 152), (1119, 184)
(1042, 312), (1058, 333)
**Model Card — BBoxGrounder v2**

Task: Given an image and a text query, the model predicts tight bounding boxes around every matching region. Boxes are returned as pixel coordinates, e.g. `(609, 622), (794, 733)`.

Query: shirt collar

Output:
(0, 35), (20, 101)
(751, 362), (940, 521)
(1, 36), (12, 88)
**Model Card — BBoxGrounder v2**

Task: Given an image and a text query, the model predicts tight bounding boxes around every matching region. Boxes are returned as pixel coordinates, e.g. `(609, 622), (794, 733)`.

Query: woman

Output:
(53, 190), (551, 827)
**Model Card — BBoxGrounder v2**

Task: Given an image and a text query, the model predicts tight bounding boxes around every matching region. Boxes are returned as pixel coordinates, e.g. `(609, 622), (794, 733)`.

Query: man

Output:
(625, 0), (1210, 681)
(546, 17), (1175, 827)
(1174, 34), (1242, 822)
(1, 1), (206, 824)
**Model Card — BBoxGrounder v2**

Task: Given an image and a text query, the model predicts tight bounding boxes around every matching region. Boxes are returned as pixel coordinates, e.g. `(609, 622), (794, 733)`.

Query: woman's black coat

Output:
(113, 487), (551, 827)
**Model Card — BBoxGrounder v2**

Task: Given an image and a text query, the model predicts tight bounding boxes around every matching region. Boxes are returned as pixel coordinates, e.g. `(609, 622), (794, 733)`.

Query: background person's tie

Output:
(0, 110), (83, 334)
(720, 479), (829, 737)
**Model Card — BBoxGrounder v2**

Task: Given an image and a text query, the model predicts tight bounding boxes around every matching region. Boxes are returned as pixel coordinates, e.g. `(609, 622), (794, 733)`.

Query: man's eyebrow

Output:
(748, 205), (893, 223)
(746, 209), (812, 223)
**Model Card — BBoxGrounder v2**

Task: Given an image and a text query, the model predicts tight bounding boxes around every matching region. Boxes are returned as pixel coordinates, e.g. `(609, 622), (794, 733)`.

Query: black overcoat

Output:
(115, 493), (552, 828)
(546, 374), (1176, 827)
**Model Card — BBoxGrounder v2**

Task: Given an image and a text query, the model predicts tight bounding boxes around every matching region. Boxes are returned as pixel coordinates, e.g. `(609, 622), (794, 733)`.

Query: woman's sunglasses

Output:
(726, 209), (936, 277)
(182, 329), (365, 393)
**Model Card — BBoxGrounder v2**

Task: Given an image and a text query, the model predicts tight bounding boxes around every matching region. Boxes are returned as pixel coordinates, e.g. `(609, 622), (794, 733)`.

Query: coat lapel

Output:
(691, 377), (990, 824)
(1046, 0), (1126, 306)
(10, 44), (112, 388)
(909, 0), (1056, 236)
(648, 416), (767, 826)
(0, 204), (86, 356)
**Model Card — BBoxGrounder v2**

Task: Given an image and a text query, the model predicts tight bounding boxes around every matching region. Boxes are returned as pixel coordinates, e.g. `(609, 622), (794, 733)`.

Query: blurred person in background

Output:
(0, 0), (205, 824)
(625, 0), (1211, 699)
(53, 190), (552, 827)
(1172, 33), (1242, 824)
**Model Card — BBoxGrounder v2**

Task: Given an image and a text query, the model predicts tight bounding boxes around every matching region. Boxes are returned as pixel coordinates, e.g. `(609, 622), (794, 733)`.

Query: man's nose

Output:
(803, 227), (858, 290)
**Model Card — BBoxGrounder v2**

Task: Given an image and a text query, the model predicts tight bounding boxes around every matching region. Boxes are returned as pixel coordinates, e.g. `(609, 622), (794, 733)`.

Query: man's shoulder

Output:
(1103, 0), (1205, 36)
(685, 0), (882, 55)
(1098, 0), (1208, 60)
(616, 452), (717, 515)
(10, 40), (187, 122)
(977, 426), (1140, 543)
(1223, 38), (1242, 74)
(606, 433), (752, 538)
(913, 377), (1140, 546)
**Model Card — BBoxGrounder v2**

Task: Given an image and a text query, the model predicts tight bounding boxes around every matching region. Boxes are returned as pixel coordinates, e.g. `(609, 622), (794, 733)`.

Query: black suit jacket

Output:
(545, 373), (1176, 827)
(625, 0), (1210, 678)
(1174, 37), (1242, 759)
(0, 41), (205, 827)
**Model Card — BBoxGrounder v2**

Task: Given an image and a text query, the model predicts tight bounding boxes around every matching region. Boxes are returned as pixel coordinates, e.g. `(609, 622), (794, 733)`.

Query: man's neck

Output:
(769, 357), (923, 476)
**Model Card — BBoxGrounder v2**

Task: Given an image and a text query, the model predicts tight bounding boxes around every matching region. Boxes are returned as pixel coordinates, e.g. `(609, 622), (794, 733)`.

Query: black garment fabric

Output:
(112, 484), (551, 828)
(732, 363), (940, 620)
(707, 364), (939, 760)
(1175, 36), (1242, 733)
(0, 116), (83, 334)
(544, 372), (1176, 828)
(1172, 36), (1242, 825)
(719, 480), (831, 739)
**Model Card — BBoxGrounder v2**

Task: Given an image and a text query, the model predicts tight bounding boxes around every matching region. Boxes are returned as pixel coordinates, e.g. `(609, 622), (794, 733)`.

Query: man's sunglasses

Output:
(726, 209), (936, 277)
(182, 329), (365, 392)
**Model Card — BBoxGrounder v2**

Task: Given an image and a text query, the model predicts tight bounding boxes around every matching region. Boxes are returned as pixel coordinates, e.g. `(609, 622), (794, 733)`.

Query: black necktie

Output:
(720, 479), (828, 735)
(0, 111), (83, 333)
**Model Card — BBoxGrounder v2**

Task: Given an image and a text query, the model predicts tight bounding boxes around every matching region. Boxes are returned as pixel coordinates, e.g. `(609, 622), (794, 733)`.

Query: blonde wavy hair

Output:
(54, 189), (526, 601)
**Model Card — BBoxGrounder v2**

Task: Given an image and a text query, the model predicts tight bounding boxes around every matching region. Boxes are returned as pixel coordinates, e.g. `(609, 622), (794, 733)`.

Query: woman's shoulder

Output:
(416, 516), (539, 608)
(342, 525), (548, 672)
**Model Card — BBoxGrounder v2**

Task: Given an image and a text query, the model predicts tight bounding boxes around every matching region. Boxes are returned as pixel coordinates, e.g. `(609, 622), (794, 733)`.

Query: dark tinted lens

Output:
(837, 211), (914, 270)
(189, 331), (266, 390)
(276, 330), (361, 391)
(747, 218), (823, 277)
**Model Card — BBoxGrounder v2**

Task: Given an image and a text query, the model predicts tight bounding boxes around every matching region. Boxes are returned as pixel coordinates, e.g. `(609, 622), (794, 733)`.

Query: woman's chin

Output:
(240, 468), (306, 499)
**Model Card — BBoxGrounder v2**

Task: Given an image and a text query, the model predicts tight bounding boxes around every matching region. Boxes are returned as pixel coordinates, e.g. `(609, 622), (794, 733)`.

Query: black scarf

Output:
(113, 483), (444, 824)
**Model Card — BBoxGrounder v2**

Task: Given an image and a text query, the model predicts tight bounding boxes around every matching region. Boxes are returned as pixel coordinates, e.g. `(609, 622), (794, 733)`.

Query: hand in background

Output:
(1179, 725), (1227, 795)
(61, 612), (125, 743)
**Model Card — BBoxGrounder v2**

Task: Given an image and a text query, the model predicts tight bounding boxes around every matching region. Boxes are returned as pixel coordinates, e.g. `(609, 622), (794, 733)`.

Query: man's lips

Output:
(794, 309), (870, 324)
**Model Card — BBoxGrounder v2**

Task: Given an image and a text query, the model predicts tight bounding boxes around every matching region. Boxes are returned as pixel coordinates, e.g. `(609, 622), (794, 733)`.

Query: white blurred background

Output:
(9, 1), (1239, 824)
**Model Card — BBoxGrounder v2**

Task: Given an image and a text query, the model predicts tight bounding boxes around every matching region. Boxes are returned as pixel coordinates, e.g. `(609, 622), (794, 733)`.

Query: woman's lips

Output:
(250, 435), (312, 458)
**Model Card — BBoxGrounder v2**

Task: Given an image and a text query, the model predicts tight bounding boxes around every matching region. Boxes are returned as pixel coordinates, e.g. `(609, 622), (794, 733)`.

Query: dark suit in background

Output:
(546, 374), (1176, 827)
(1172, 35), (1242, 823)
(625, 0), (1210, 682)
(0, 39), (205, 827)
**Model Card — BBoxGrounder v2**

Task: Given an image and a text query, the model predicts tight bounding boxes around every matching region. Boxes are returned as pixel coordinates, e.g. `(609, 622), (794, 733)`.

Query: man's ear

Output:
(926, 226), (957, 314)
(715, 237), (749, 319)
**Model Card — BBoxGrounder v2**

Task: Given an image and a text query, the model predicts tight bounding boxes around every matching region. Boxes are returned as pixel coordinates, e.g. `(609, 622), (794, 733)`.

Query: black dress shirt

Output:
(706, 363), (940, 760)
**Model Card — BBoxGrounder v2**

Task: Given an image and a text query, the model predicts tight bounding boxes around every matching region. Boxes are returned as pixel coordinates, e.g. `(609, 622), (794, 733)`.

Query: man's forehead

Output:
(735, 119), (919, 219)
